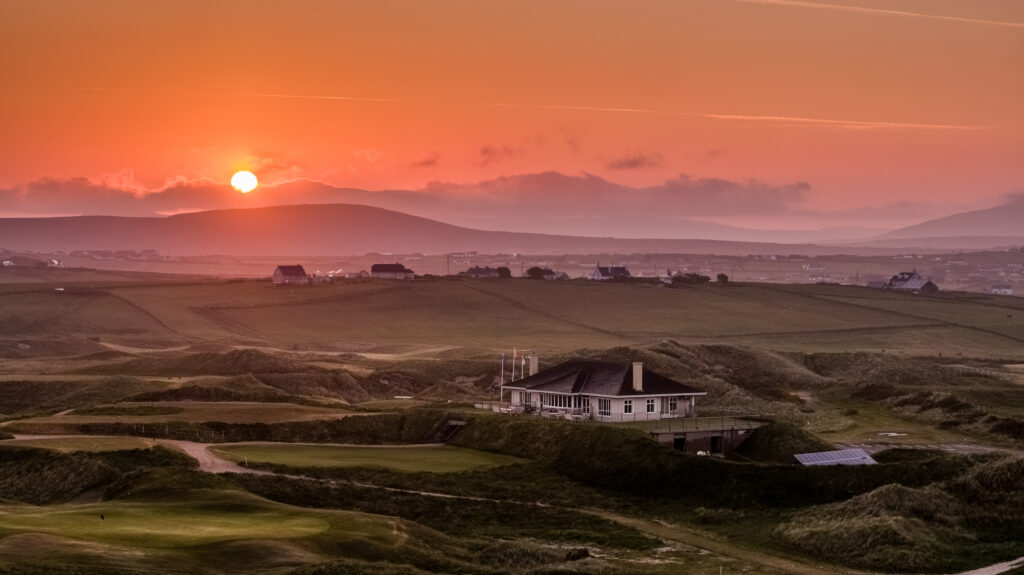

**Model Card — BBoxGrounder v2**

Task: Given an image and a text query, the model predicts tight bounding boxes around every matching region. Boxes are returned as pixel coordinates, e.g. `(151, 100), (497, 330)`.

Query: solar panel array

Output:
(794, 448), (877, 466)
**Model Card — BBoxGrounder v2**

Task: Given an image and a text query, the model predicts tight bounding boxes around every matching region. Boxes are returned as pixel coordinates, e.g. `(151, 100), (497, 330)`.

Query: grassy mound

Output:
(451, 414), (978, 507)
(0, 377), (165, 417)
(0, 445), (195, 504)
(77, 349), (313, 376)
(777, 455), (1024, 573)
(731, 421), (833, 464)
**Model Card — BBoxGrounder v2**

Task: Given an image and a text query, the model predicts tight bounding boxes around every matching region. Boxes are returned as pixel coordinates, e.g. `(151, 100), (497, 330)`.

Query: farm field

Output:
(209, 443), (525, 472)
(2, 273), (1023, 359)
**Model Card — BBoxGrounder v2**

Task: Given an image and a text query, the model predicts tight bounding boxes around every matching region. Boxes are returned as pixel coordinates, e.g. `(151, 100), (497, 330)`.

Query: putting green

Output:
(0, 436), (157, 452)
(210, 443), (524, 473)
(0, 493), (333, 548)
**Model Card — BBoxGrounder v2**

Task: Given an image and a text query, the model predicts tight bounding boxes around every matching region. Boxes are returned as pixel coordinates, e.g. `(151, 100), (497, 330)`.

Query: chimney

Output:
(529, 355), (539, 376)
(632, 362), (643, 392)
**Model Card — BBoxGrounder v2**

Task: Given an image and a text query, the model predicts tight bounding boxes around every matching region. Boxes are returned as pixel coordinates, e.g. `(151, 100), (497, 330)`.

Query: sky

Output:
(1, 0), (1022, 235)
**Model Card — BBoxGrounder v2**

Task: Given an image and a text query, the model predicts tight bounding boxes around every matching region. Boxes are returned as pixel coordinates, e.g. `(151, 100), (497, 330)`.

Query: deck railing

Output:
(471, 401), (767, 431)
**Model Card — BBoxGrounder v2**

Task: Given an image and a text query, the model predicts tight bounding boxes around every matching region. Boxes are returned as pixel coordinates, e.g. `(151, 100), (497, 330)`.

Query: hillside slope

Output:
(0, 203), (909, 256)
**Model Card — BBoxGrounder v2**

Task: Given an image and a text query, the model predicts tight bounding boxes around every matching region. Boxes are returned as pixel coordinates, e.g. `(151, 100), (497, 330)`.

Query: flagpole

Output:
(512, 347), (517, 382)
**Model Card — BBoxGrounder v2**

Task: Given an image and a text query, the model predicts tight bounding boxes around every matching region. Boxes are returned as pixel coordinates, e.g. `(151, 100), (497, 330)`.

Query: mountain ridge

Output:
(0, 203), (927, 257)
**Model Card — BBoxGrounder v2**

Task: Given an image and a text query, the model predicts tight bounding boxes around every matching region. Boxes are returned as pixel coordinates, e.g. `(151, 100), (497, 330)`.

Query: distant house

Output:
(272, 265), (310, 285)
(992, 284), (1014, 296)
(525, 267), (561, 280)
(371, 263), (415, 280)
(504, 360), (706, 421)
(591, 266), (631, 281)
(464, 266), (501, 279)
(885, 271), (939, 294)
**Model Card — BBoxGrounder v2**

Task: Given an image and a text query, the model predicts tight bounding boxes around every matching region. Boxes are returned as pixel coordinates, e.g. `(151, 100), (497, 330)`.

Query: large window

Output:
(541, 394), (571, 408)
(669, 397), (678, 412)
(598, 398), (611, 416)
(646, 399), (656, 413)
(623, 399), (632, 414)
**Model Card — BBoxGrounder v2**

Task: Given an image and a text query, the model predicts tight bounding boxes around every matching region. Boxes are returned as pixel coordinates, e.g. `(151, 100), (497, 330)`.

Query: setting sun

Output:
(231, 171), (258, 193)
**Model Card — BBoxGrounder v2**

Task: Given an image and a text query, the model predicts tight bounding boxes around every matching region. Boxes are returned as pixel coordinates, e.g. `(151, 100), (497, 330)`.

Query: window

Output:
(646, 399), (656, 413)
(623, 400), (632, 414)
(581, 396), (590, 413)
(598, 398), (611, 416)
(542, 394), (571, 408)
(669, 397), (678, 411)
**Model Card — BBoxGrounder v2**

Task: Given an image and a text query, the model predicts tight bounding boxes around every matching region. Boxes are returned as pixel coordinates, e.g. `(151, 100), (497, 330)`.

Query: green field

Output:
(0, 436), (157, 452)
(0, 492), (332, 548)
(0, 489), (414, 574)
(4, 277), (1023, 358)
(10, 402), (358, 425)
(210, 443), (525, 473)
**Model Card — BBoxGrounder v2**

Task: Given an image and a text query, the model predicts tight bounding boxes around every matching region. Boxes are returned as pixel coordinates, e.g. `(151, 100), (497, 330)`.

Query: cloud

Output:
(1, 171), (812, 221)
(606, 152), (664, 170)
(410, 151), (440, 168)
(0, 177), (238, 217)
(1002, 191), (1024, 204)
(736, 0), (1024, 29)
(477, 144), (524, 166)
(247, 154), (304, 181)
(418, 171), (806, 217)
(559, 126), (582, 154)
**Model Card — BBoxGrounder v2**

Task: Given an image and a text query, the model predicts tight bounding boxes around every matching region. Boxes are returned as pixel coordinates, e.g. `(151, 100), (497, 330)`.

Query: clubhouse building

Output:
(503, 359), (706, 421)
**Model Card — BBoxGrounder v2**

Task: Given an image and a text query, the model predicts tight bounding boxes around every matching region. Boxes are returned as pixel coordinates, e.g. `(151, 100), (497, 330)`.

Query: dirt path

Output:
(98, 342), (190, 354)
(156, 439), (271, 475)
(583, 509), (865, 575)
(231, 344), (459, 361)
(953, 557), (1024, 575)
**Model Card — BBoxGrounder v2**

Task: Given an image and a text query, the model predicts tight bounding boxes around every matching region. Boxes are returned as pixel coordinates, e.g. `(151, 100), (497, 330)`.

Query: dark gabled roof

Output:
(371, 263), (412, 273)
(506, 360), (705, 397)
(275, 265), (308, 277)
(596, 266), (630, 277)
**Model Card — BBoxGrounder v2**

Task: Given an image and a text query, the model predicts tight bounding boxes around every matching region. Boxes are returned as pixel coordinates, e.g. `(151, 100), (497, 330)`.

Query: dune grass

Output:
(210, 443), (524, 473)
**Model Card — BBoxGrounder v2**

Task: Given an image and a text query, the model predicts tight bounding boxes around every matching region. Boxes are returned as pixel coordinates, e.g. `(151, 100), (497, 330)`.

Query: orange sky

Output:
(1, 0), (1022, 231)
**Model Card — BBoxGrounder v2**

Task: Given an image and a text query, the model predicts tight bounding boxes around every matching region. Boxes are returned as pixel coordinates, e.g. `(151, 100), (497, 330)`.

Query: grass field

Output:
(4, 277), (1023, 358)
(210, 443), (525, 473)
(8, 402), (358, 425)
(0, 492), (332, 548)
(0, 488), (413, 574)
(0, 436), (157, 452)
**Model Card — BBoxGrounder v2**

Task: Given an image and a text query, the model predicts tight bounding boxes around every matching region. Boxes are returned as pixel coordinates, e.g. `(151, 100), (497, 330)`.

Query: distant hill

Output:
(873, 201), (1024, 248)
(0, 203), (921, 257)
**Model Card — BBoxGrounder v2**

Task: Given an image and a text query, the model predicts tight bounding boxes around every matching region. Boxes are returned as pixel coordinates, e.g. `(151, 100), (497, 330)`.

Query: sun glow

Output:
(231, 171), (258, 193)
